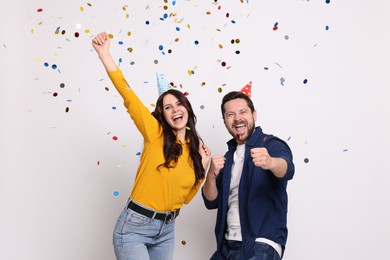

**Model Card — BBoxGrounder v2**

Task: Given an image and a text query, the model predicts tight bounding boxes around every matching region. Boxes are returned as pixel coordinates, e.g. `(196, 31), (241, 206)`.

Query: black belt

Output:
(127, 200), (180, 222)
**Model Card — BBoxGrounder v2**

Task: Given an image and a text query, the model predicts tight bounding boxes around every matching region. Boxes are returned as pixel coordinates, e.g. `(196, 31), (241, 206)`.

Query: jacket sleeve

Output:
(201, 173), (222, 209)
(266, 138), (295, 181)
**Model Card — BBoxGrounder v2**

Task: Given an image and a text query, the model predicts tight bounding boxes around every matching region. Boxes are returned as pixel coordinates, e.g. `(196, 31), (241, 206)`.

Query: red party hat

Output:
(241, 81), (252, 98)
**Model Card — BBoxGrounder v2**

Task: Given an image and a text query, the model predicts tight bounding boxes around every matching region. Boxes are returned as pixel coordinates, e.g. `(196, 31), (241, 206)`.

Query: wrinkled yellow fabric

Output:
(108, 69), (202, 212)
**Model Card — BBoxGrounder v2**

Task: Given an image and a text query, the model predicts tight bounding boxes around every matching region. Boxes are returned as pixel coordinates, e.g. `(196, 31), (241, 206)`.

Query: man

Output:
(202, 91), (294, 260)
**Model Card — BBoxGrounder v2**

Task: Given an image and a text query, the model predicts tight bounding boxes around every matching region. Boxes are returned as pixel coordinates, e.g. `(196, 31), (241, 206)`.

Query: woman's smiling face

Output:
(162, 93), (189, 132)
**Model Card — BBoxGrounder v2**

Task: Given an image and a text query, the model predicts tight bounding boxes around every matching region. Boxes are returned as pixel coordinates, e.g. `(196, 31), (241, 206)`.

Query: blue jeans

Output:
(214, 240), (281, 260)
(113, 208), (175, 260)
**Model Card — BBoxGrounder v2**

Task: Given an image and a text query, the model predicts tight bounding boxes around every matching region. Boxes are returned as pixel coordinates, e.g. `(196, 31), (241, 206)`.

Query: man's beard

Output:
(228, 121), (255, 142)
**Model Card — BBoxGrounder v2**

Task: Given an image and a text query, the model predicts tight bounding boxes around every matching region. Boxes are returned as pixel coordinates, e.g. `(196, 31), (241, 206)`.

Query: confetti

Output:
(273, 22), (279, 31)
(304, 158), (309, 163)
(280, 77), (285, 86)
(113, 191), (119, 197)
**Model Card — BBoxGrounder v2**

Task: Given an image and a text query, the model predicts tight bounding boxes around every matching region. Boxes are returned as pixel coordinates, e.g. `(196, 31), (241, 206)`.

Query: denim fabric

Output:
(113, 208), (175, 260)
(212, 240), (280, 260)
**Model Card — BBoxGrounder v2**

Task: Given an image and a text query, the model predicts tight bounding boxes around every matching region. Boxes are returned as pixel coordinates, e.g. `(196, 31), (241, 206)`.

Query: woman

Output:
(92, 32), (211, 260)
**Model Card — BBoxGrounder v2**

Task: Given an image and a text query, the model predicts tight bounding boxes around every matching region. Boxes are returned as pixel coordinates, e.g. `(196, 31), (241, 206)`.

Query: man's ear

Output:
(253, 110), (257, 122)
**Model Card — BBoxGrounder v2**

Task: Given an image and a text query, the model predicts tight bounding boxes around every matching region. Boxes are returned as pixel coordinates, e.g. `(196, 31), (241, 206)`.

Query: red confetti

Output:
(184, 92), (189, 96)
(37, 8), (43, 12)
(53, 92), (58, 97)
(112, 136), (118, 141)
(74, 32), (80, 37)
(221, 61), (226, 67)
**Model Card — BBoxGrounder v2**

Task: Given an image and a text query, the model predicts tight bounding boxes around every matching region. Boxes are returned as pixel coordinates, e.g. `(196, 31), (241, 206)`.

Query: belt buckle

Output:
(164, 212), (174, 222)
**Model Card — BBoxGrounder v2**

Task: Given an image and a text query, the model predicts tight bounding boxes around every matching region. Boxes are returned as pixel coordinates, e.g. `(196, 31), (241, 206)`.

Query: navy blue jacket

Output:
(202, 127), (294, 259)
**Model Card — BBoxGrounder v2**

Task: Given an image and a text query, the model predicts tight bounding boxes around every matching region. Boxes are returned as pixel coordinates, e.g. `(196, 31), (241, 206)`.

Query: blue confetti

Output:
(280, 77), (285, 86)
(113, 191), (119, 197)
(303, 79), (308, 84)
(158, 45), (164, 50)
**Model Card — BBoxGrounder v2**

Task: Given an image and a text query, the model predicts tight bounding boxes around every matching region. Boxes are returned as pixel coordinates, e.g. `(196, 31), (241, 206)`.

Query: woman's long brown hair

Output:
(152, 89), (205, 186)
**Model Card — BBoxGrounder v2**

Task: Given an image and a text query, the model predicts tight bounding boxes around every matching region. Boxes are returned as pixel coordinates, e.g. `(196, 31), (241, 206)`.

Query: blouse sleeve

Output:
(107, 69), (161, 142)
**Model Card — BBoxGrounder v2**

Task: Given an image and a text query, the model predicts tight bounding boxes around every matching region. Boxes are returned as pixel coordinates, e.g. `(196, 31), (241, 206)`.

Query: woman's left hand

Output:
(199, 143), (211, 170)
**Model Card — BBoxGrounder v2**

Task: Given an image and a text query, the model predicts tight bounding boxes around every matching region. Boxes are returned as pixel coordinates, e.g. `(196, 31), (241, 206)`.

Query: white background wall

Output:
(1, 1), (390, 259)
